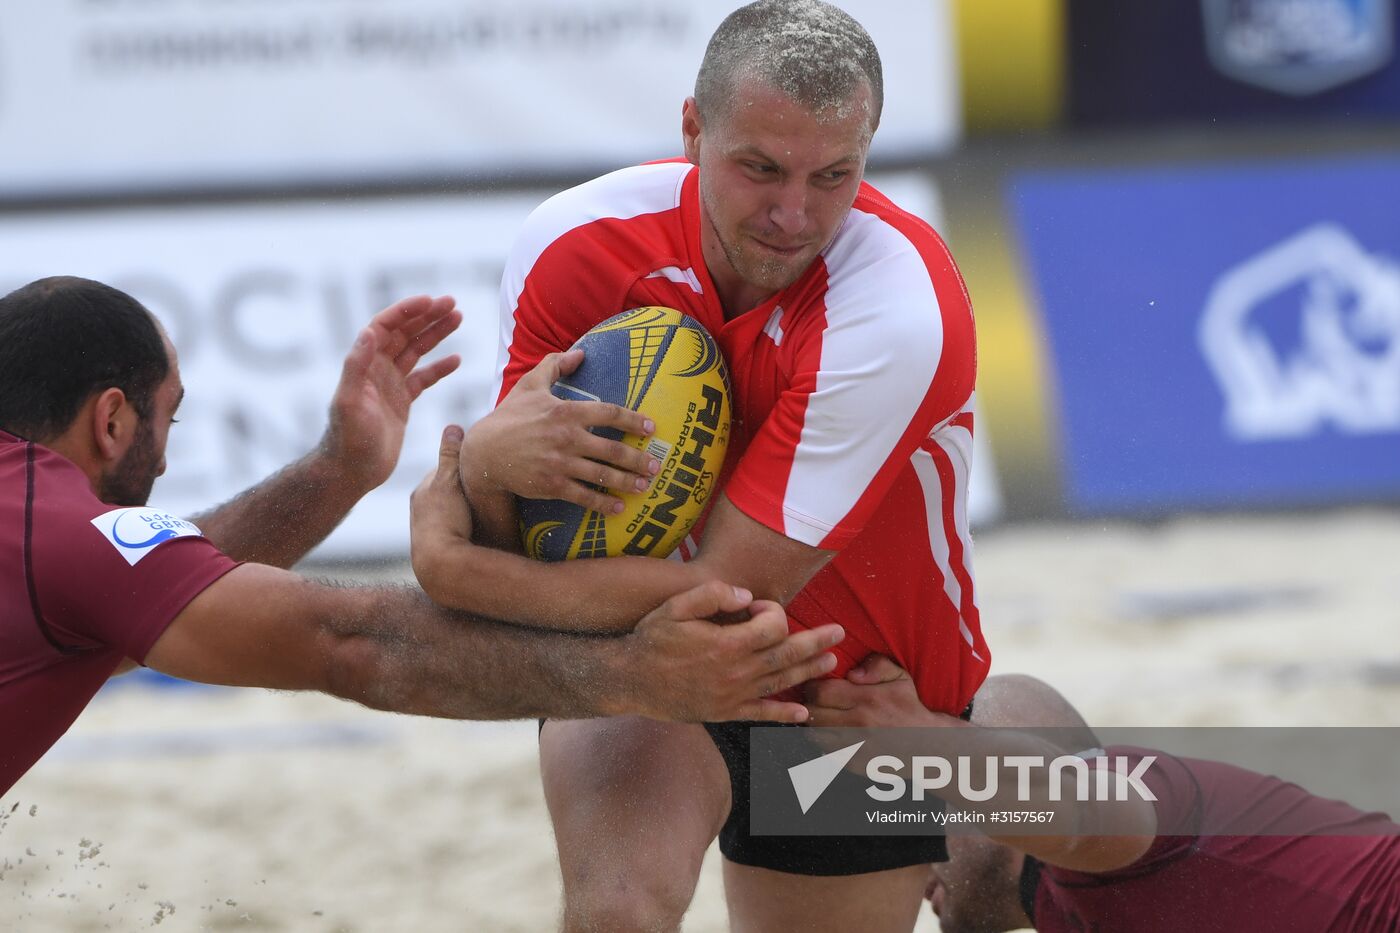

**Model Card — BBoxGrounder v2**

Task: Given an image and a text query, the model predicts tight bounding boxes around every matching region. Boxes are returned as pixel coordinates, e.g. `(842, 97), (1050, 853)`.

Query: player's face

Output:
(926, 836), (1029, 933)
(684, 77), (873, 313)
(98, 338), (183, 507)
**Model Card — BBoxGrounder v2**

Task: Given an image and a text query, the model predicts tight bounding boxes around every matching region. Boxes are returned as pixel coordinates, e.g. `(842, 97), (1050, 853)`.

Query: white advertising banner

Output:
(0, 172), (996, 559)
(0, 1), (959, 197)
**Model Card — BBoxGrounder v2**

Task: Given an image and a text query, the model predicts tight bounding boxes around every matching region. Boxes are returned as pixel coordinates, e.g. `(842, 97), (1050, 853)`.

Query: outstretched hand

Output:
(462, 349), (660, 515)
(322, 295), (463, 494)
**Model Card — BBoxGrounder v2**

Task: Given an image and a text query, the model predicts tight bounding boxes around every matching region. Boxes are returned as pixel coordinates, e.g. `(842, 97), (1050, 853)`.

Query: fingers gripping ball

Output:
(519, 307), (732, 560)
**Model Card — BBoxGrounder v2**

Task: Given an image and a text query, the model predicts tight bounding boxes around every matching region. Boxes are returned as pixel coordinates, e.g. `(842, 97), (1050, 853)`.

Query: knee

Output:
(562, 871), (697, 933)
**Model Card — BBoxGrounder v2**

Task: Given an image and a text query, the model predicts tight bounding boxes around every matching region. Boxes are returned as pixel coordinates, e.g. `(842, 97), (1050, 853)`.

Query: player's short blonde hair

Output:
(694, 0), (883, 132)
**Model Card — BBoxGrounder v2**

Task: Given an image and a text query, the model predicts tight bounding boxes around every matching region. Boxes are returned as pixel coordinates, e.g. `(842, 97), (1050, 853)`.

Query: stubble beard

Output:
(715, 220), (809, 298)
(98, 417), (160, 507)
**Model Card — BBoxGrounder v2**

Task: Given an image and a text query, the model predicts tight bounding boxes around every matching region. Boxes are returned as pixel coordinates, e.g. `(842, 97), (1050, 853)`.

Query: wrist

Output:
(411, 535), (477, 609)
(458, 429), (504, 496)
(311, 436), (381, 500)
(596, 634), (648, 719)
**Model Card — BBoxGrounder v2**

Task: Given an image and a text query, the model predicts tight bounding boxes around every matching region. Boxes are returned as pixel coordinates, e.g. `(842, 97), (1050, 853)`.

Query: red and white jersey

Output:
(495, 161), (989, 713)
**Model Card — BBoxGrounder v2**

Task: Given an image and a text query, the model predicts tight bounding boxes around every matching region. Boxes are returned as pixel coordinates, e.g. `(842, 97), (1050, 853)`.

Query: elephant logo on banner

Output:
(1198, 224), (1400, 441)
(1202, 0), (1394, 95)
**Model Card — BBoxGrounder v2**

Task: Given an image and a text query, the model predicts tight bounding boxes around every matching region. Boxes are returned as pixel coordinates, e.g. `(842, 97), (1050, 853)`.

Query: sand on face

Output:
(2, 509), (1397, 932)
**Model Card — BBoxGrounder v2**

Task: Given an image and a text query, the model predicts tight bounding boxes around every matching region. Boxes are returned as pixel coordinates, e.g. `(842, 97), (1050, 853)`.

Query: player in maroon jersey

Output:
(0, 276), (841, 797)
(408, 1), (986, 928)
(805, 665), (1400, 933)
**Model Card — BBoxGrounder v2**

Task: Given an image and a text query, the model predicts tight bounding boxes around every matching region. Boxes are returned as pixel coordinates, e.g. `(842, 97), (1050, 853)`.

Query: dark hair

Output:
(0, 276), (169, 442)
(694, 0), (883, 131)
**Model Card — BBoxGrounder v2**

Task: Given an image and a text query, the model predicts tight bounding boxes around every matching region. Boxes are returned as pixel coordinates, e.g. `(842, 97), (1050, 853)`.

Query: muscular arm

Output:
(416, 486), (832, 633)
(191, 449), (372, 568)
(145, 563), (843, 723)
(149, 563), (618, 719)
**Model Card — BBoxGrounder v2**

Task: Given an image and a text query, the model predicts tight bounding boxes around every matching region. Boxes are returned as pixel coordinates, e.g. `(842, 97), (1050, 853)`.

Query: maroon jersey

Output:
(1031, 747), (1400, 932)
(495, 161), (988, 714)
(0, 429), (237, 794)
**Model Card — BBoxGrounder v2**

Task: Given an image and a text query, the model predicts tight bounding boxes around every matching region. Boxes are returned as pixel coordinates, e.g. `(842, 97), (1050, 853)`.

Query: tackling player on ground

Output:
(806, 664), (1400, 932)
(410, 2), (988, 929)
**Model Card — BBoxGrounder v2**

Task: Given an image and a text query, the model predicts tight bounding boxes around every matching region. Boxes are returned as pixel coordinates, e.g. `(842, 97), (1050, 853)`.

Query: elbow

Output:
(1031, 798), (1157, 873)
(320, 629), (394, 711)
(322, 630), (434, 716)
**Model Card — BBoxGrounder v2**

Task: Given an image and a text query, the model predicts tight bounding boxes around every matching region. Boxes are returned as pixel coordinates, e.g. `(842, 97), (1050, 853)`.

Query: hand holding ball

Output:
(519, 307), (732, 560)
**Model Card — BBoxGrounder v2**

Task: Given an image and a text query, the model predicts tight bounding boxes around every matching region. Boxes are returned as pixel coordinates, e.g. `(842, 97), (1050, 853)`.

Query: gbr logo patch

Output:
(90, 507), (205, 566)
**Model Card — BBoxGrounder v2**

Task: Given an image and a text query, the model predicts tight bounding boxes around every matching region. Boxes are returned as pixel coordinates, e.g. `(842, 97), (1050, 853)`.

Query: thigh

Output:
(540, 717), (731, 891)
(723, 860), (932, 933)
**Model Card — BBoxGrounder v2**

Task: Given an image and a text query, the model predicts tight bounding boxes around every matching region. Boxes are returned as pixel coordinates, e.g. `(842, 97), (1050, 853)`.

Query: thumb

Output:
(554, 347), (585, 377)
(522, 349), (580, 390)
(340, 327), (377, 384)
(848, 654), (907, 684)
(437, 424), (465, 475)
(660, 580), (754, 623)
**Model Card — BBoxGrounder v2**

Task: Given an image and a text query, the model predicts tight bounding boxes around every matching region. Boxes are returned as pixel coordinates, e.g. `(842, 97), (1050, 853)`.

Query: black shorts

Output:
(541, 704), (971, 877)
(703, 716), (961, 877)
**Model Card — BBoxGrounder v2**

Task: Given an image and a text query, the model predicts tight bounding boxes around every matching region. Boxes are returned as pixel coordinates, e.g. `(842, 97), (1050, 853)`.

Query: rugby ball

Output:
(519, 307), (731, 561)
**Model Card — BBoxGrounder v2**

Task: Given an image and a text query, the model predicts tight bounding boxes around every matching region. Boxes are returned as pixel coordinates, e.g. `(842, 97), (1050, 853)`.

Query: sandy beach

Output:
(4, 509), (1398, 932)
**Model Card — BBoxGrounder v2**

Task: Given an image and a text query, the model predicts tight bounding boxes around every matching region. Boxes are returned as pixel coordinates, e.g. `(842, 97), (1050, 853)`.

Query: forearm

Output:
(323, 584), (631, 720)
(194, 448), (370, 567)
(417, 537), (710, 633)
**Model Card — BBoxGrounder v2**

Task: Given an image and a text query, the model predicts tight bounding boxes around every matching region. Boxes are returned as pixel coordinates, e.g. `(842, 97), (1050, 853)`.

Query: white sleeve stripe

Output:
(936, 420), (979, 612)
(934, 423), (984, 659)
(911, 446), (962, 617)
(780, 209), (946, 539)
(912, 431), (979, 652)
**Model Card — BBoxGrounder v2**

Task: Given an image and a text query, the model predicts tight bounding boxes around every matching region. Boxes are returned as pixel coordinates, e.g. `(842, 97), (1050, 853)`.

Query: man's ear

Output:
(682, 97), (704, 165)
(89, 387), (138, 463)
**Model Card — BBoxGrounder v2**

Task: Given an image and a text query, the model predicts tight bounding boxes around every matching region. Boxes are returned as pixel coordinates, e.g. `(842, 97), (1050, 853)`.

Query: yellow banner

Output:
(952, 0), (1065, 131)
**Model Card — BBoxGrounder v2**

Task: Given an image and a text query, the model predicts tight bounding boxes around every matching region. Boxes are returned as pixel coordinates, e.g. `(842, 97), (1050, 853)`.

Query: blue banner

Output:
(1010, 156), (1400, 514)
(1067, 1), (1400, 124)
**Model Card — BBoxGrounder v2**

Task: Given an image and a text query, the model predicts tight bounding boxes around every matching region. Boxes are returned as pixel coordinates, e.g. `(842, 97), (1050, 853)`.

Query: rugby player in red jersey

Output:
(409, 2), (988, 928)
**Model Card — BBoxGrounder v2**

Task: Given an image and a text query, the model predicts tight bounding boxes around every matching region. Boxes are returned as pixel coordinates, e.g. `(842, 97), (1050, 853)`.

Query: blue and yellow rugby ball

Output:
(519, 307), (731, 561)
